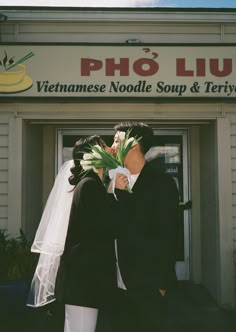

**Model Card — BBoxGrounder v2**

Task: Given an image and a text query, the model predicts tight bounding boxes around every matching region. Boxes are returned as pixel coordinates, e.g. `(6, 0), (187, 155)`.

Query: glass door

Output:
(145, 130), (190, 280)
(57, 128), (114, 169)
(57, 128), (190, 280)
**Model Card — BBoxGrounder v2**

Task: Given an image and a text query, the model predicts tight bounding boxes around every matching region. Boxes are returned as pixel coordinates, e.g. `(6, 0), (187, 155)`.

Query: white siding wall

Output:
(229, 115), (236, 305)
(0, 121), (8, 230)
(1, 9), (236, 44)
(0, 22), (235, 43)
(0, 106), (22, 237)
(0, 22), (228, 43)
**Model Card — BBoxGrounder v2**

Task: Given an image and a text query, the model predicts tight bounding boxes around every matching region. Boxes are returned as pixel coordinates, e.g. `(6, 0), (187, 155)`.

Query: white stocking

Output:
(64, 305), (98, 332)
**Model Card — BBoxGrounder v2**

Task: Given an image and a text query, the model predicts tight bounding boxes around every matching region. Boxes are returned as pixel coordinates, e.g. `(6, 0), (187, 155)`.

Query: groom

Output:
(110, 121), (179, 332)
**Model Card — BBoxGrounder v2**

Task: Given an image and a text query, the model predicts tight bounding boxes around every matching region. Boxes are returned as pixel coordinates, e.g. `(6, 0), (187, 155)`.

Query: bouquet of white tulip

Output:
(80, 145), (118, 174)
(80, 130), (141, 197)
(115, 130), (140, 166)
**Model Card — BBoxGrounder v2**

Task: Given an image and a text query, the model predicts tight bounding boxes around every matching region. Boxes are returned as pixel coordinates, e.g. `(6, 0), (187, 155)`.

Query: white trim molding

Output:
(8, 116), (23, 237)
(2, 8), (236, 24)
(216, 117), (234, 308)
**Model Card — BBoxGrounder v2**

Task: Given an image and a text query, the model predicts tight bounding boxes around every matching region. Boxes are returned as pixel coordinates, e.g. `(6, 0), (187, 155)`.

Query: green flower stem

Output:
(126, 184), (133, 193)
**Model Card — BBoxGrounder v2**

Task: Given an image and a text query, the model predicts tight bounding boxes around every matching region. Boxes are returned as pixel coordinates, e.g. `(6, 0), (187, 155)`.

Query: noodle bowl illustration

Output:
(0, 51), (34, 93)
(0, 64), (26, 86)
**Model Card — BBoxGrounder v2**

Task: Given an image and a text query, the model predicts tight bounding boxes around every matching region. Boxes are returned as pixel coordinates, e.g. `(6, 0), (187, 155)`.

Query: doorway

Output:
(57, 128), (190, 280)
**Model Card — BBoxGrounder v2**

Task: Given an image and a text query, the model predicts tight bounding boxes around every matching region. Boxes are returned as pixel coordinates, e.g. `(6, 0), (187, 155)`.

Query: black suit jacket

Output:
(55, 172), (117, 308)
(114, 162), (179, 291)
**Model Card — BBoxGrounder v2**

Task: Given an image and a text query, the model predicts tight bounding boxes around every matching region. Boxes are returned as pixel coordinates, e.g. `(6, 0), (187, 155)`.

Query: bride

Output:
(27, 135), (121, 332)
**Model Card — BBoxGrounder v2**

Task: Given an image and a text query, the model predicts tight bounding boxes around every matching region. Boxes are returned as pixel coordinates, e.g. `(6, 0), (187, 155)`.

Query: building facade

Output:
(0, 7), (235, 309)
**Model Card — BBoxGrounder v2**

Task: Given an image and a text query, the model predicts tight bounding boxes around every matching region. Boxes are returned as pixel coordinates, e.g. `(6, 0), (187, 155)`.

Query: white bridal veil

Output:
(27, 160), (74, 307)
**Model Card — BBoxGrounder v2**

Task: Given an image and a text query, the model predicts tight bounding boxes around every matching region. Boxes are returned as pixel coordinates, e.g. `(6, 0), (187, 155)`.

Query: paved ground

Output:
(0, 281), (235, 332)
(167, 282), (236, 332)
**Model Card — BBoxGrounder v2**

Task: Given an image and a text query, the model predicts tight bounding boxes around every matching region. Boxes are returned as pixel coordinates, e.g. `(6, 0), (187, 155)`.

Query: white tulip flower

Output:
(83, 153), (94, 160)
(117, 131), (126, 141)
(80, 164), (93, 171)
(80, 160), (92, 166)
(94, 144), (102, 151)
(124, 137), (137, 148)
(92, 167), (98, 173)
(92, 151), (102, 159)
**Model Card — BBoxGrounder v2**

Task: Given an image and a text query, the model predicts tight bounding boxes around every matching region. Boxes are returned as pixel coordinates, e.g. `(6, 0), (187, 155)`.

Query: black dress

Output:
(55, 172), (117, 309)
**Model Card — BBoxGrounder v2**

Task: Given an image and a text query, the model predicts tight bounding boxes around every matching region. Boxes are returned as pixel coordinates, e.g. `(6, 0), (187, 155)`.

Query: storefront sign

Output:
(0, 45), (236, 98)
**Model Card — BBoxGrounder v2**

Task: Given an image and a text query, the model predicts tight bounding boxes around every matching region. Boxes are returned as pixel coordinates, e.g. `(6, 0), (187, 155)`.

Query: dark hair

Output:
(69, 135), (106, 186)
(114, 121), (154, 154)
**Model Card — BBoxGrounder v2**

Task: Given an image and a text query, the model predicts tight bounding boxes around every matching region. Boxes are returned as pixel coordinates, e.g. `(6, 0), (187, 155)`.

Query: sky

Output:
(1, 0), (236, 8)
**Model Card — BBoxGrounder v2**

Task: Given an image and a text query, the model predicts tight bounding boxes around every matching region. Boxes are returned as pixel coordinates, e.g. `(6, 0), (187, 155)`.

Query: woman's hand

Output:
(115, 173), (129, 190)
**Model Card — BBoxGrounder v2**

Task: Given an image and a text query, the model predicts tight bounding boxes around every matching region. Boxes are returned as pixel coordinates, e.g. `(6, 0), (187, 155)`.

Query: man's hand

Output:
(159, 289), (167, 296)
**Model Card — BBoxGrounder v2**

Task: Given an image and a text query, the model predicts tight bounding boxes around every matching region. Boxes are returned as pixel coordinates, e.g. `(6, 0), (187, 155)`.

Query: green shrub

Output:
(0, 229), (38, 281)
